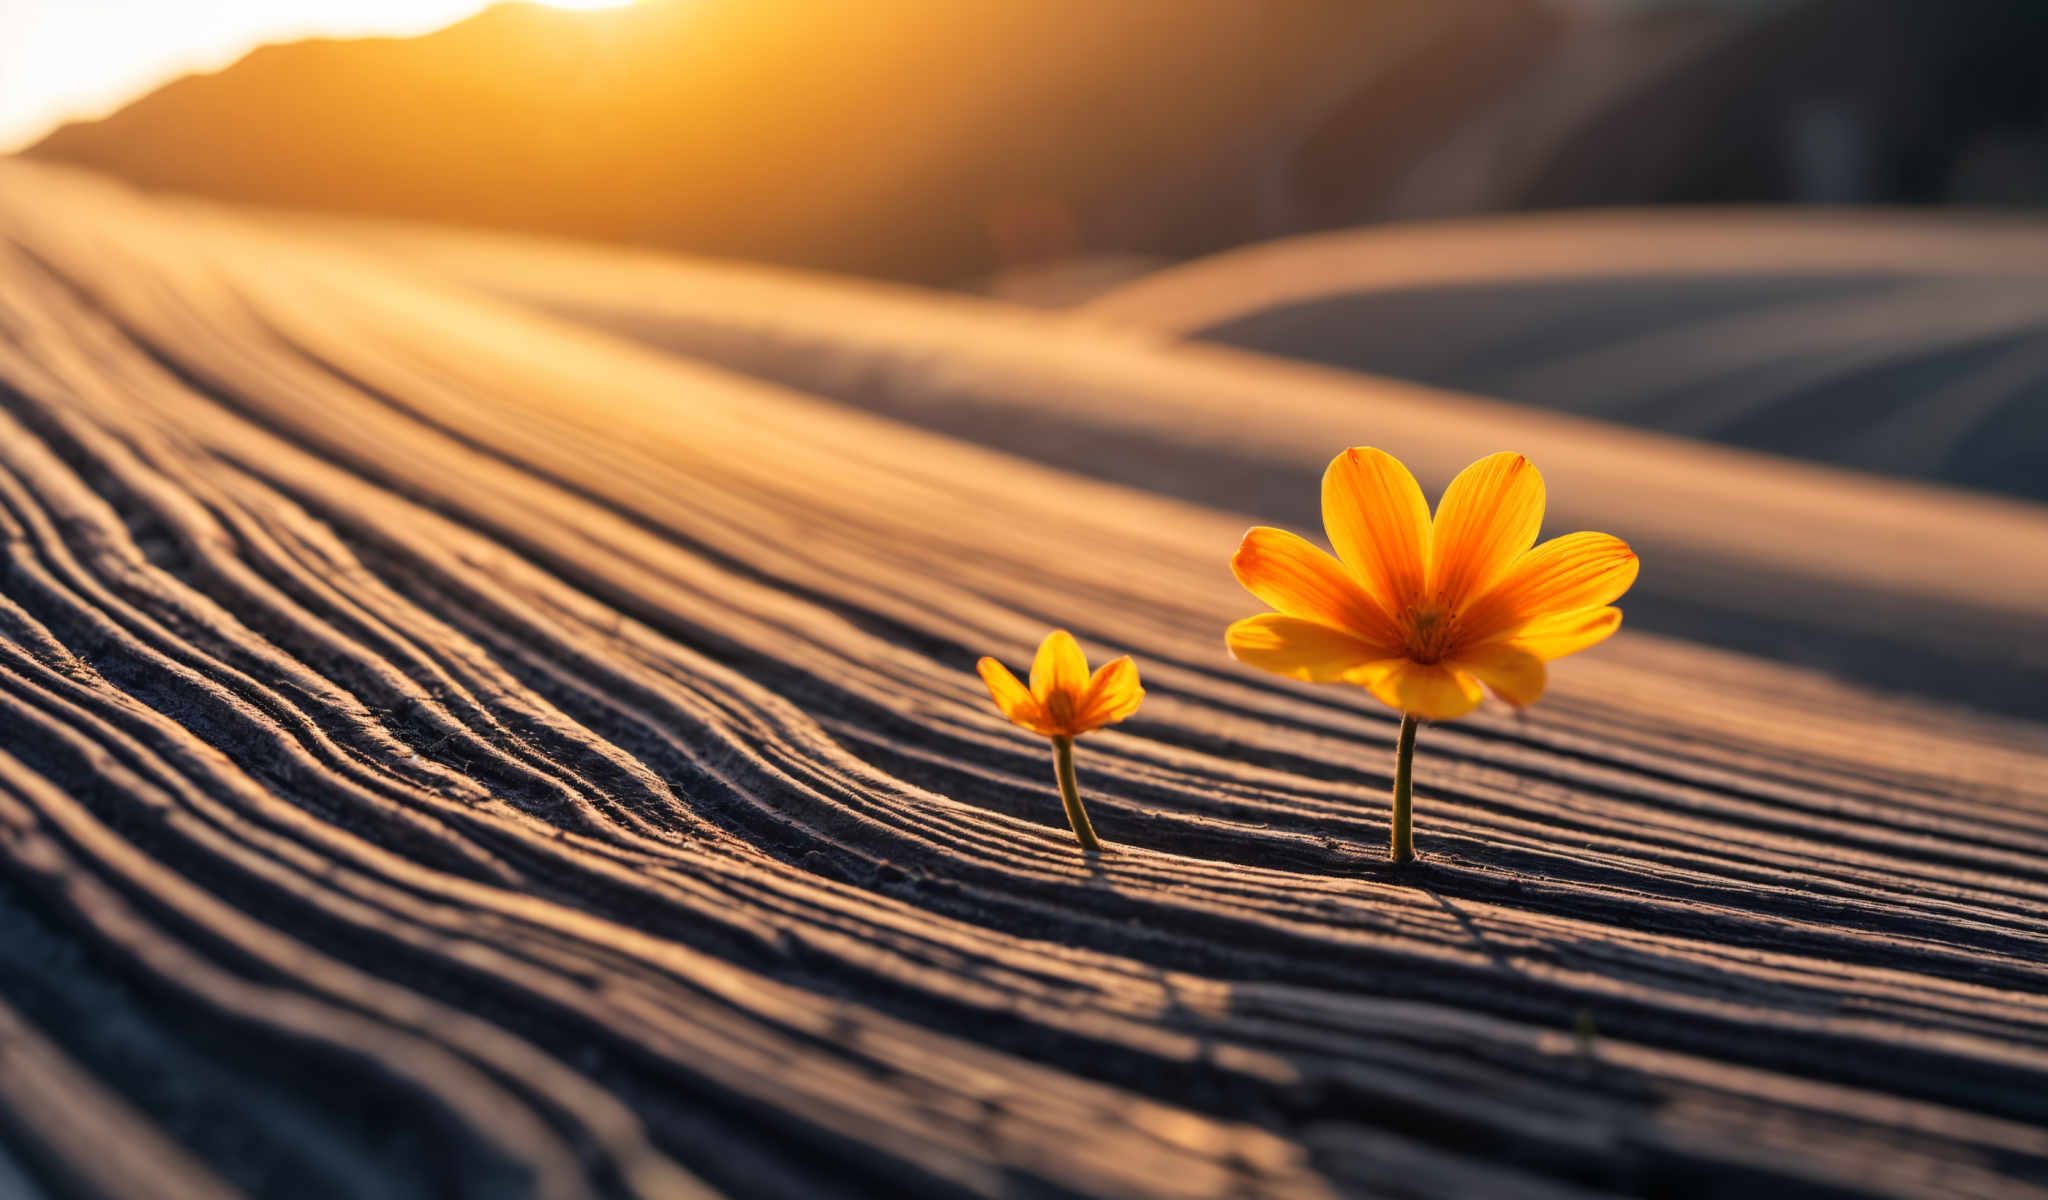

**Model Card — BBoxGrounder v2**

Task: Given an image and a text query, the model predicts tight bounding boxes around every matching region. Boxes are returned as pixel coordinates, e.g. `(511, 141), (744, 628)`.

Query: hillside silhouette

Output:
(25, 0), (1538, 282)
(27, 0), (2046, 282)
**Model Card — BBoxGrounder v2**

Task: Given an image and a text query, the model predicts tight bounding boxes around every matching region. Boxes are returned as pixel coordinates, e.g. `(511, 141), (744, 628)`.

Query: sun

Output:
(526, 0), (638, 8)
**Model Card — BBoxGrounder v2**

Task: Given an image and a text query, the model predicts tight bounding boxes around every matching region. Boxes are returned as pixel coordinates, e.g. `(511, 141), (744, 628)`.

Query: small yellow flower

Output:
(978, 630), (1144, 738)
(1226, 447), (1636, 862)
(977, 630), (1144, 851)
(1227, 448), (1636, 721)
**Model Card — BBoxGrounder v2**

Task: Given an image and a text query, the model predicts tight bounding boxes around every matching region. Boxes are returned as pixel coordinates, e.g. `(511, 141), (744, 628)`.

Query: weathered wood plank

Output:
(1, 163), (2046, 1197)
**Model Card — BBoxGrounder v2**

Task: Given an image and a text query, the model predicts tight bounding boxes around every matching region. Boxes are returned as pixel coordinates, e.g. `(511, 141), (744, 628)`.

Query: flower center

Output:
(1045, 690), (1077, 729)
(1403, 606), (1458, 664)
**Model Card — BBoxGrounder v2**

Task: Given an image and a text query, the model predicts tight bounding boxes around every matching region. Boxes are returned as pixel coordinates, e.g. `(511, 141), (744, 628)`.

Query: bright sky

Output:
(0, 1), (634, 151)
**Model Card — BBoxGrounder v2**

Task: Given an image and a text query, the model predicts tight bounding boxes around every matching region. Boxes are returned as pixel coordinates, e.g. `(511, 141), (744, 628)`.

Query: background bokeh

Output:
(16, 0), (2048, 285)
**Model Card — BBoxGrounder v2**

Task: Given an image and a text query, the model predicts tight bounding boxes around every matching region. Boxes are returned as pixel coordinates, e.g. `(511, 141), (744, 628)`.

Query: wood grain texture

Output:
(1077, 211), (2048, 505)
(320, 211), (2048, 717)
(2, 164), (2047, 1198)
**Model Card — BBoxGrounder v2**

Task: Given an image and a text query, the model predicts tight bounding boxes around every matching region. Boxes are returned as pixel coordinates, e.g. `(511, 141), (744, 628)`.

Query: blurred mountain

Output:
(24, 0), (2048, 284)
(22, 0), (1543, 282)
(1509, 0), (2048, 211)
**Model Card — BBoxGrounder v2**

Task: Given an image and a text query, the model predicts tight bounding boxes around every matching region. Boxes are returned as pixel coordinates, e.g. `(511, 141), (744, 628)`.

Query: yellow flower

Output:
(977, 630), (1144, 739)
(1226, 448), (1636, 722)
(977, 630), (1143, 852)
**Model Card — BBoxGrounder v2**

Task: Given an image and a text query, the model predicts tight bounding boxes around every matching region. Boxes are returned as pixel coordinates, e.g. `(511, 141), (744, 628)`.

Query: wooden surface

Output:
(3, 164), (2048, 1198)
(1079, 211), (2048, 504)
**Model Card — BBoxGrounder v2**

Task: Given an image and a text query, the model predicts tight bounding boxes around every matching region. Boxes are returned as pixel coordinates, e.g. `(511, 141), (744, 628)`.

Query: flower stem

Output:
(1050, 735), (1105, 852)
(1390, 713), (1418, 863)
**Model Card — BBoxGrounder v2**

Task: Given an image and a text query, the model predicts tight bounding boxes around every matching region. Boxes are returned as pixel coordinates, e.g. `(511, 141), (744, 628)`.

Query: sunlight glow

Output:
(0, 1), (638, 150)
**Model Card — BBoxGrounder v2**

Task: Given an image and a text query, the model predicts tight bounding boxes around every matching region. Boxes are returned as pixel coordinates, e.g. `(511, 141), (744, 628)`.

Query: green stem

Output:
(1390, 713), (1418, 863)
(1050, 735), (1105, 853)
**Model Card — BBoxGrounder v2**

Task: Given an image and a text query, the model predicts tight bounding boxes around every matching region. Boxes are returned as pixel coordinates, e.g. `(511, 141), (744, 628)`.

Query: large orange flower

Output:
(1226, 448), (1637, 721)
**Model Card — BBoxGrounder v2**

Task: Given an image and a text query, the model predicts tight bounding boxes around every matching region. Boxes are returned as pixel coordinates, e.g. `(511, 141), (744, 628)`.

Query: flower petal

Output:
(1361, 660), (1484, 721)
(1322, 447), (1431, 617)
(1226, 613), (1400, 683)
(1429, 452), (1544, 610)
(978, 656), (1052, 732)
(1029, 629), (1090, 704)
(1231, 527), (1402, 646)
(1075, 655), (1144, 732)
(1502, 605), (1623, 661)
(1449, 643), (1546, 708)
(1461, 533), (1637, 644)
